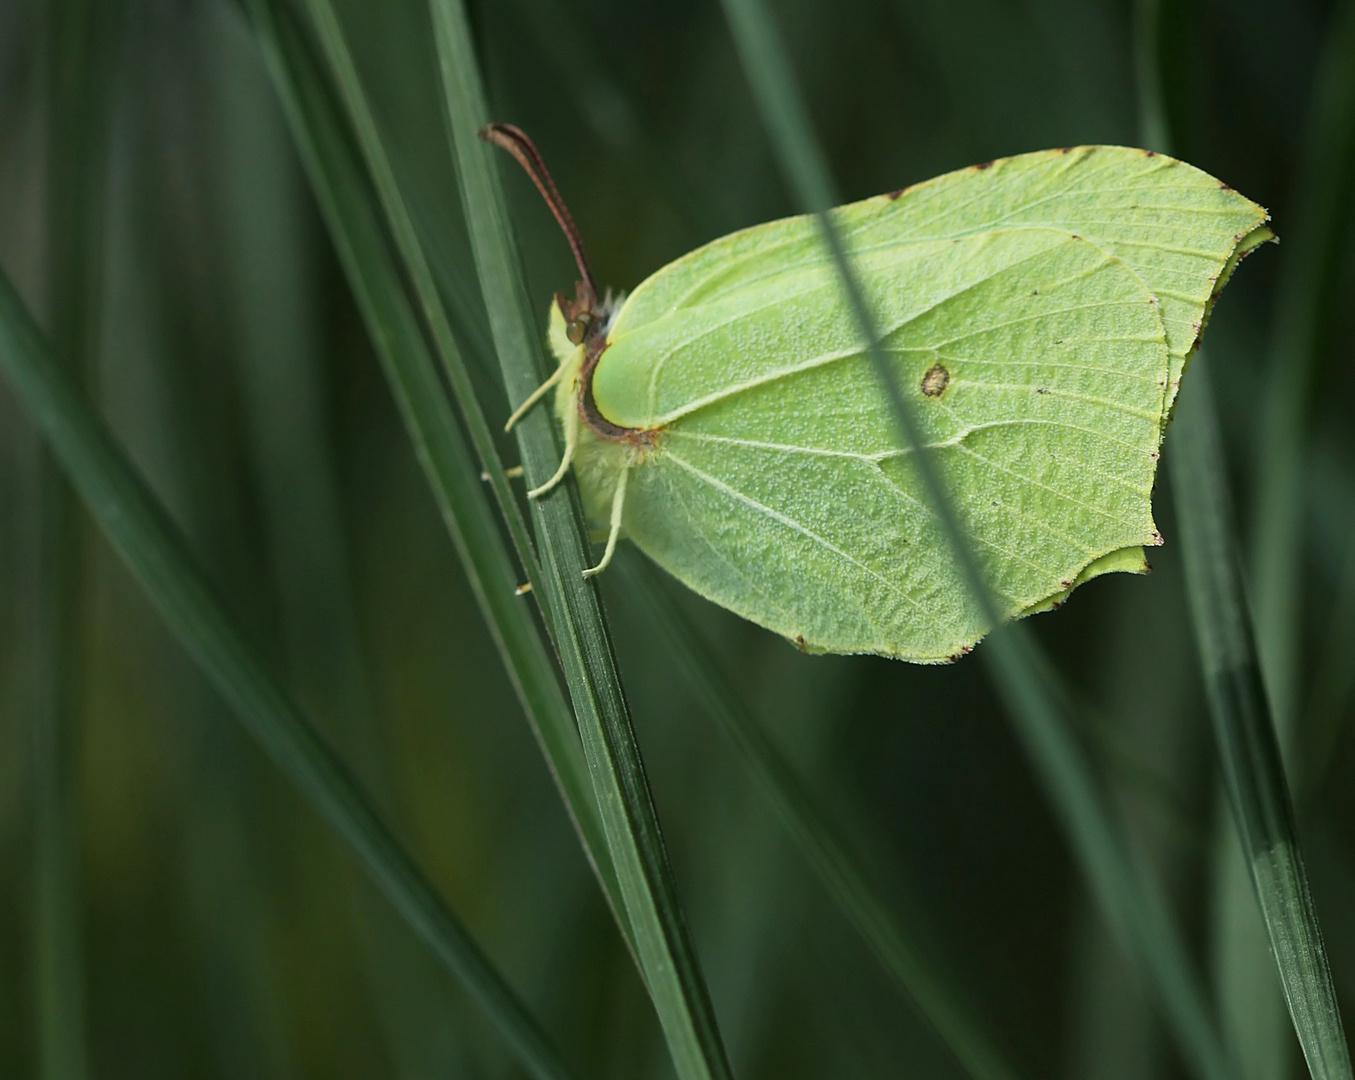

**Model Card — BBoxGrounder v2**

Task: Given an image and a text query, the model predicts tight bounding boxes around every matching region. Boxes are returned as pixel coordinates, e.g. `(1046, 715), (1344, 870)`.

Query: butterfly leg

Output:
(504, 363), (566, 432)
(583, 466), (629, 579)
(526, 399), (578, 499)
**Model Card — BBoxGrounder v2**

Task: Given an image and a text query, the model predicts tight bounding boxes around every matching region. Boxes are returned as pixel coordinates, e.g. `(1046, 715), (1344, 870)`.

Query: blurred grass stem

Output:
(1169, 362), (1352, 1080)
(208, 12), (469, 1071)
(618, 554), (1024, 1080)
(0, 266), (580, 1080)
(1136, 3), (1354, 1075)
(240, 0), (632, 955)
(256, 0), (640, 948)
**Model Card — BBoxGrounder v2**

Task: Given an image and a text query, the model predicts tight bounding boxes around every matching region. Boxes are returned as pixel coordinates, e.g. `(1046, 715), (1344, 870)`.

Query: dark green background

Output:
(1, 0), (1352, 1076)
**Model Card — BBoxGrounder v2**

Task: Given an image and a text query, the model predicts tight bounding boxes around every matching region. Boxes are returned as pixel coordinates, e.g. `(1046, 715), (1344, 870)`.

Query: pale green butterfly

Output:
(484, 124), (1271, 662)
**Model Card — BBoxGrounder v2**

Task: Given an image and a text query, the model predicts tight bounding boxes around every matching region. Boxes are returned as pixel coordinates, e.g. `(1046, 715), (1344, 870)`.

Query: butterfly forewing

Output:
(579, 146), (1268, 659)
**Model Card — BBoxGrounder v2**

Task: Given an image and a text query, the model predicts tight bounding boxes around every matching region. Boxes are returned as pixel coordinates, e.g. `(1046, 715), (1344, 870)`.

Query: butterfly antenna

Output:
(479, 123), (599, 307)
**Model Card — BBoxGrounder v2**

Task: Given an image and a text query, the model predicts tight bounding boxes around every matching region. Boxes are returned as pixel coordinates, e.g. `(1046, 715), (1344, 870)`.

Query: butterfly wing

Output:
(591, 147), (1268, 659)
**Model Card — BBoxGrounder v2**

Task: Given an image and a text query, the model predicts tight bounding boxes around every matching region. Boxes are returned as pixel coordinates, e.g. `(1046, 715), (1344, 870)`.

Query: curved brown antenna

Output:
(479, 123), (599, 306)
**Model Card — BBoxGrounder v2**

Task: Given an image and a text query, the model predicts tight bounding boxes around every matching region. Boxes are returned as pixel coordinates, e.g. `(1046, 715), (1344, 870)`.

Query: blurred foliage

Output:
(1, 0), (1353, 1077)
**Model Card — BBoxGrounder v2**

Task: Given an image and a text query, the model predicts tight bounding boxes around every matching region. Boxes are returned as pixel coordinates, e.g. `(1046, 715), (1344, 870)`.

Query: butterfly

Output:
(485, 125), (1270, 662)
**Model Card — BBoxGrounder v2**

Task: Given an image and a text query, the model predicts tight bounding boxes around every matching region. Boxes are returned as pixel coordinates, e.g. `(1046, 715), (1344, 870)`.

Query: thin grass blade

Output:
(616, 553), (1024, 1080)
(716, 2), (1236, 1077)
(293, 0), (539, 593)
(1132, 6), (1355, 1073)
(1130, 7), (1290, 1076)
(238, 0), (630, 950)
(428, 3), (732, 1077)
(1169, 361), (1352, 1080)
(0, 265), (579, 1080)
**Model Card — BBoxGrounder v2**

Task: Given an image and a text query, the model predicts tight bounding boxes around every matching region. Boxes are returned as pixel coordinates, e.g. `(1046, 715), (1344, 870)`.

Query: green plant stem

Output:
(1169, 361), (1352, 1080)
(295, 0), (540, 593)
(238, 0), (631, 955)
(0, 265), (579, 1080)
(717, 2), (1236, 1078)
(429, 3), (733, 1077)
(1131, 5), (1290, 1075)
(618, 555), (1024, 1080)
(1132, 4), (1355, 1075)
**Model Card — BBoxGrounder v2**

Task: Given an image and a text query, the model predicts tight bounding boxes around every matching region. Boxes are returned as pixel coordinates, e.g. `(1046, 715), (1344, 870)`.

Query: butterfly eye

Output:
(566, 311), (594, 344)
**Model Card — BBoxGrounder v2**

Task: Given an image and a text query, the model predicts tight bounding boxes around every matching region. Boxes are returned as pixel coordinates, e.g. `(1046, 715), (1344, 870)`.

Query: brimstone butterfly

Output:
(484, 125), (1271, 662)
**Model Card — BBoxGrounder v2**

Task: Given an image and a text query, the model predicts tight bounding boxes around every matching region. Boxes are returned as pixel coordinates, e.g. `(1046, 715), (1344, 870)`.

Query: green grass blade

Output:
(428, 3), (733, 1077)
(716, 2), (1235, 1078)
(1250, 0), (1355, 740)
(210, 20), (471, 1070)
(1169, 361), (1353, 1080)
(1129, 6), (1288, 1074)
(238, 0), (630, 950)
(1132, 6), (1355, 1074)
(292, 0), (540, 595)
(1129, 7), (1291, 1073)
(0, 265), (579, 1080)
(616, 554), (1024, 1080)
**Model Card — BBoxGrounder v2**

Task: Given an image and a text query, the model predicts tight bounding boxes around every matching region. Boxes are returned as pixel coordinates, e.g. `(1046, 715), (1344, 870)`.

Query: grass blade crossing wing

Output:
(718, 1), (1238, 1076)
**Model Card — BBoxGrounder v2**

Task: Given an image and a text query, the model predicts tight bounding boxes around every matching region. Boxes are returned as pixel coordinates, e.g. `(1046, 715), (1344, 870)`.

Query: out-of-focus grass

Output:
(33, 0), (118, 1076)
(1137, 1), (1352, 1074)
(2, 0), (1355, 1078)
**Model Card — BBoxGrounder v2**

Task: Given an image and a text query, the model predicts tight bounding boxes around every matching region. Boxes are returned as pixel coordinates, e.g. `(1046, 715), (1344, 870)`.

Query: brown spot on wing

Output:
(920, 363), (950, 397)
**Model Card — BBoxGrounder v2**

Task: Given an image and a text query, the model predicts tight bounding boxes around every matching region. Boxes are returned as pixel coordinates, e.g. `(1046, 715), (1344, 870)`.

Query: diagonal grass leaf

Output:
(0, 263), (579, 1080)
(293, 0), (540, 593)
(1133, 5), (1355, 1074)
(1169, 361), (1353, 1080)
(237, 0), (631, 950)
(616, 552), (1025, 1080)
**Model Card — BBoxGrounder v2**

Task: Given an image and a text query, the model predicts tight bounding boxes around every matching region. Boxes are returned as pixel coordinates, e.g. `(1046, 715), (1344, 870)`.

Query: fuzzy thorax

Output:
(547, 300), (634, 537)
